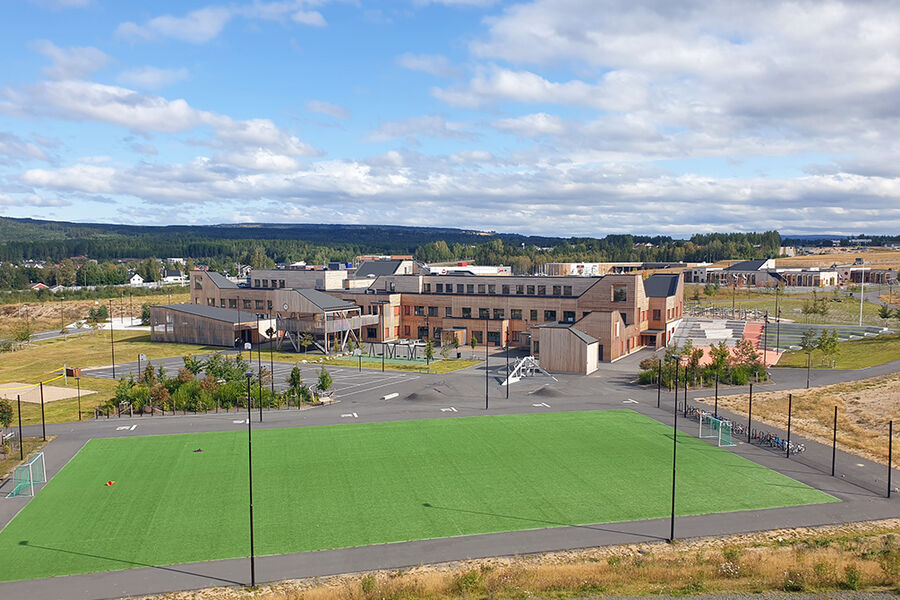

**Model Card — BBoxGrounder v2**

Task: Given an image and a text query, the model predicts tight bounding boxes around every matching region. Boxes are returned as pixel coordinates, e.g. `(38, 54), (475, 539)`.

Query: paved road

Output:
(1, 350), (898, 600)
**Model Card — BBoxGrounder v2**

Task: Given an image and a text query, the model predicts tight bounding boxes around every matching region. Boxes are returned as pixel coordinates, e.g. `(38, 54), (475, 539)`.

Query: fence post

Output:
(714, 372), (718, 419)
(889, 420), (893, 499)
(683, 377), (688, 417)
(832, 405), (837, 477)
(747, 383), (753, 443)
(786, 393), (793, 458)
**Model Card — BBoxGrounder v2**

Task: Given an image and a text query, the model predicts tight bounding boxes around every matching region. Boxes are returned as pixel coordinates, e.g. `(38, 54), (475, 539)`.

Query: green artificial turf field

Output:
(0, 410), (836, 581)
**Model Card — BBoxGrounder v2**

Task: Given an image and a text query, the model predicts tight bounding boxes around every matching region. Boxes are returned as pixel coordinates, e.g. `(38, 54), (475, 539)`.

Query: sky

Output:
(1, 0), (899, 237)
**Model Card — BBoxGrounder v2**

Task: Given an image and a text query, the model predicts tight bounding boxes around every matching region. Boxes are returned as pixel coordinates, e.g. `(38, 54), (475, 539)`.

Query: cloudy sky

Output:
(1, 0), (899, 236)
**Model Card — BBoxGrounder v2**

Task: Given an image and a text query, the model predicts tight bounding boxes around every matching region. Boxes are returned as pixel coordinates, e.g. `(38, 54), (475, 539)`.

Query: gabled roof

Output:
(296, 288), (358, 312)
(164, 269), (182, 277)
(726, 259), (769, 272)
(159, 303), (253, 324)
(355, 260), (402, 278)
(643, 273), (680, 297)
(536, 322), (598, 344)
(205, 271), (238, 288)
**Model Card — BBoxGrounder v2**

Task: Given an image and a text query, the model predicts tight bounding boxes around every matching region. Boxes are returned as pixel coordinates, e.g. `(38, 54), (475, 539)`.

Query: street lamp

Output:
(669, 354), (681, 543)
(244, 371), (256, 588)
(109, 299), (116, 379)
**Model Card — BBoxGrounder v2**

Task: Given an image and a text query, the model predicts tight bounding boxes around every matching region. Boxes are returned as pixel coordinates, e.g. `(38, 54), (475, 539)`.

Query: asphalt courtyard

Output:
(1, 348), (899, 600)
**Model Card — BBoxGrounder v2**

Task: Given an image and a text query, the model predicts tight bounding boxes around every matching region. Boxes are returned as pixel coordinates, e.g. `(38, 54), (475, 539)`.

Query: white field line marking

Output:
(440, 407), (458, 413)
(383, 393), (399, 400)
(341, 412), (359, 418)
(233, 419), (246, 424)
(336, 376), (420, 398)
(532, 402), (550, 408)
(130, 424), (137, 431)
(623, 399), (639, 404)
(116, 426), (130, 430)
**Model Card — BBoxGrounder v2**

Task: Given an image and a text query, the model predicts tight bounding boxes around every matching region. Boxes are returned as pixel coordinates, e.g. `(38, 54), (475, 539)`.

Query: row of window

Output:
(254, 279), (287, 288)
(405, 305), (578, 323)
(423, 282), (575, 296)
(208, 297), (273, 311)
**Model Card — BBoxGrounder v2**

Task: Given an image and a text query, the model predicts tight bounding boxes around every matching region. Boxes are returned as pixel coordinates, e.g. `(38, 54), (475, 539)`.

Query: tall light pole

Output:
(775, 287), (781, 352)
(505, 330), (509, 400)
(669, 355), (681, 543)
(59, 295), (65, 334)
(859, 274), (865, 327)
(484, 322), (489, 410)
(244, 372), (256, 588)
(108, 299), (116, 379)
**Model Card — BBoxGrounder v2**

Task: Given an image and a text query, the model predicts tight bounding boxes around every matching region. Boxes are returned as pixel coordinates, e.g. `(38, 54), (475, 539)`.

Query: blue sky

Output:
(1, 0), (899, 236)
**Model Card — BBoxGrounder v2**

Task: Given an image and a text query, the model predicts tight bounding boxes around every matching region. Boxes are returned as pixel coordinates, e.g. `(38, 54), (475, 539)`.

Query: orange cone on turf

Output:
(106, 480), (116, 486)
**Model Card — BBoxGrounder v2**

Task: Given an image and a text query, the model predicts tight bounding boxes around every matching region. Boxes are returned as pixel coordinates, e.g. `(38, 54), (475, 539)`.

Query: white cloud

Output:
(291, 10), (326, 26)
(367, 115), (474, 142)
(117, 66), (189, 90)
(306, 100), (350, 120)
(116, 6), (233, 43)
(0, 132), (50, 162)
(397, 53), (461, 78)
(29, 0), (92, 8)
(30, 40), (109, 80)
(0, 192), (71, 207)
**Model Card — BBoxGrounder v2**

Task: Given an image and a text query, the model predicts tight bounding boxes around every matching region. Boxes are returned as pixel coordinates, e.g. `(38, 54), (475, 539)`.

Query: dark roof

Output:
(296, 289), (358, 312)
(726, 259), (769, 272)
(536, 323), (598, 344)
(158, 303), (253, 324)
(355, 260), (402, 278)
(164, 269), (182, 277)
(205, 271), (238, 288)
(643, 273), (680, 297)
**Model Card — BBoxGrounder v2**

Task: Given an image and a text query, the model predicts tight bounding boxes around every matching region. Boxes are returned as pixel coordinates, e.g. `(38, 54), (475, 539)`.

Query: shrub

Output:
(453, 570), (481, 594)
(638, 370), (655, 384)
(842, 565), (861, 590)
(360, 574), (377, 595)
(782, 570), (805, 592)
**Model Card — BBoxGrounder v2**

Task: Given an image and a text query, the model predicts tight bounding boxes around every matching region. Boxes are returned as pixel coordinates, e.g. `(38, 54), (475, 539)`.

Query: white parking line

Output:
(337, 375), (420, 397)
(532, 402), (550, 408)
(341, 412), (359, 418)
(623, 399), (639, 404)
(116, 426), (130, 431)
(233, 419), (247, 424)
(440, 407), (458, 412)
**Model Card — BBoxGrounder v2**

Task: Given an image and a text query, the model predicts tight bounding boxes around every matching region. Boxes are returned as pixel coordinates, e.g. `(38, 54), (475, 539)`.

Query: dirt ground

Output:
(695, 371), (900, 464)
(0, 382), (96, 403)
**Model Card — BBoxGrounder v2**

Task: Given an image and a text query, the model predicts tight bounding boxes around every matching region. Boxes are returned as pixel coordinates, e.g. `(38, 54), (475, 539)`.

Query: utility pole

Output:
(109, 299), (116, 379)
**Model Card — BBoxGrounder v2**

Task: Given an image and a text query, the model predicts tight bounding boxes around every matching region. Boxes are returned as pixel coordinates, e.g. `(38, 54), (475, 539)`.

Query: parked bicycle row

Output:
(676, 401), (805, 454)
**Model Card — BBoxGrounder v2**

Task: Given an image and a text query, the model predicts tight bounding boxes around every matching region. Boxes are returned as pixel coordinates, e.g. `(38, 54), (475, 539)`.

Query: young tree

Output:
(12, 322), (32, 343)
(799, 328), (818, 362)
(470, 334), (478, 358)
(287, 365), (303, 397)
(703, 283), (717, 297)
(0, 398), (13, 441)
(300, 331), (314, 354)
(817, 329), (840, 367)
(331, 336), (340, 355)
(317, 366), (333, 397)
(708, 340), (731, 376)
(879, 304), (894, 324)
(183, 354), (203, 375)
(425, 338), (434, 363)
(140, 303), (152, 326)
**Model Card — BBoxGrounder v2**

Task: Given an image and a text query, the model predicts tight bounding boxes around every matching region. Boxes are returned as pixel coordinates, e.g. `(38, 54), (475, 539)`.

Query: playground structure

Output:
(502, 356), (558, 386)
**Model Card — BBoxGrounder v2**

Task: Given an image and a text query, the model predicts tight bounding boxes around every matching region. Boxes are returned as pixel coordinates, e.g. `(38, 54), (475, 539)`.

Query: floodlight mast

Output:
(244, 371), (256, 588)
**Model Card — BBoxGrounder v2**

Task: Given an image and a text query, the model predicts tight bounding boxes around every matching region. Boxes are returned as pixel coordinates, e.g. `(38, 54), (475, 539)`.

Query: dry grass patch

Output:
(139, 519), (900, 600)
(695, 372), (900, 465)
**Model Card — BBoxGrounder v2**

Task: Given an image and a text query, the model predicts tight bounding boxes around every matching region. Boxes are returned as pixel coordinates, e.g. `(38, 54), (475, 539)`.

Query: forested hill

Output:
(0, 216), (782, 270)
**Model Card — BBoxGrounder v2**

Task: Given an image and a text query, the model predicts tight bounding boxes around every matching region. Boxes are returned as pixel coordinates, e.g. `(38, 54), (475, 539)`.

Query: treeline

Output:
(416, 232), (783, 274)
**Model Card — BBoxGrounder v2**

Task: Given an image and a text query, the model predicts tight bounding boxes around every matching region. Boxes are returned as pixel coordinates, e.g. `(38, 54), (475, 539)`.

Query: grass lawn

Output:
(0, 410), (836, 582)
(776, 333), (900, 369)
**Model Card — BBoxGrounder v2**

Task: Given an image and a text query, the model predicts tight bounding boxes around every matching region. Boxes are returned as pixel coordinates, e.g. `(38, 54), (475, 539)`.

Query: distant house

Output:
(129, 273), (144, 287)
(30, 282), (49, 290)
(49, 284), (66, 293)
(162, 269), (184, 283)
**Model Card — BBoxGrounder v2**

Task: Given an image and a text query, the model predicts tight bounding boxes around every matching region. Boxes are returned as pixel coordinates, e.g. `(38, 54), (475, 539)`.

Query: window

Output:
(653, 309), (661, 320)
(267, 300), (273, 310)
(510, 308), (522, 320)
(436, 283), (443, 293)
(229, 299), (237, 308)
(563, 286), (572, 296)
(613, 286), (627, 302)
(255, 300), (263, 309)
(404, 326), (410, 336)
(527, 285), (535, 295)
(563, 311), (575, 322)
(467, 284), (475, 294)
(516, 285), (524, 295)
(394, 326), (399, 336)
(414, 306), (425, 316)
(457, 284), (464, 293)
(533, 341), (540, 354)
(424, 283), (431, 292)
(488, 284), (496, 294)
(583, 311), (591, 318)
(493, 308), (505, 319)
(620, 312), (628, 325)
(479, 308), (490, 319)
(428, 306), (438, 317)
(553, 285), (561, 296)
(403, 305), (410, 315)
(477, 284), (486, 294)
(365, 327), (376, 338)
(544, 310), (557, 322)
(207, 298), (215, 306)
(262, 279), (268, 288)
(280, 280), (285, 288)
(502, 285), (510, 295)
(530, 309), (538, 321)
(512, 331), (519, 342)
(462, 307), (472, 318)
(194, 277), (202, 290)
(254, 279), (260, 287)
(537, 285), (546, 295)
(220, 299), (226, 307)
(445, 306), (452, 317)
(393, 306), (400, 316)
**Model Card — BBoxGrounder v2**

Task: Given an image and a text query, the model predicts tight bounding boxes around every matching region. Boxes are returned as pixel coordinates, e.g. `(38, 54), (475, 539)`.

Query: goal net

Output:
(6, 452), (46, 498)
(700, 414), (735, 447)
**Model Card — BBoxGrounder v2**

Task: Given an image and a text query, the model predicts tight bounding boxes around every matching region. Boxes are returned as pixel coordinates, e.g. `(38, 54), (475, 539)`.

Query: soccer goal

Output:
(6, 452), (46, 498)
(700, 414), (735, 447)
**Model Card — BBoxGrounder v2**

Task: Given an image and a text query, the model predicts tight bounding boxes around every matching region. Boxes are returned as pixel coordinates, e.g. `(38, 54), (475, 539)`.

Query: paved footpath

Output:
(1, 353), (899, 600)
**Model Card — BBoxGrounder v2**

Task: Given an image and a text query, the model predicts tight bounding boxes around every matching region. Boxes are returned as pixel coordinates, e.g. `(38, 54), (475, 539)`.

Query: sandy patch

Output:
(0, 382), (96, 403)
